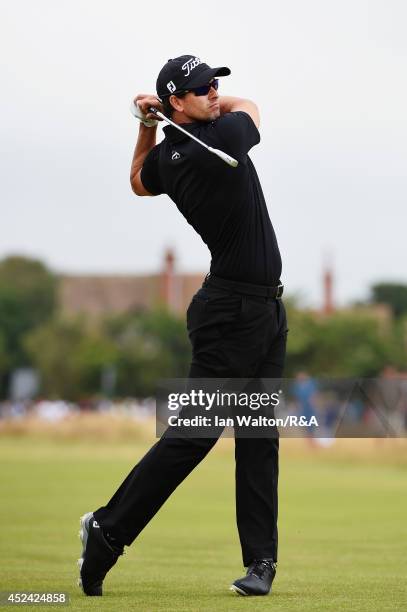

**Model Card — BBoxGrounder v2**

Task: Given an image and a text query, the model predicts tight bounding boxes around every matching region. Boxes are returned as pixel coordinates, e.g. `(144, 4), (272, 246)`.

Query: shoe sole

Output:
(77, 512), (93, 591)
(230, 584), (249, 596)
(230, 582), (272, 596)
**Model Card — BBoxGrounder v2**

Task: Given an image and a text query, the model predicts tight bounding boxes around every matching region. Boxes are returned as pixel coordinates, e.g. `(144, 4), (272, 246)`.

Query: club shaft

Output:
(147, 107), (238, 167)
(149, 108), (211, 150)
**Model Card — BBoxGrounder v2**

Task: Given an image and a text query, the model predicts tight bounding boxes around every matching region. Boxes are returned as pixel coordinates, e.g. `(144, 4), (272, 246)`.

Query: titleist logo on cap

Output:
(182, 57), (202, 77)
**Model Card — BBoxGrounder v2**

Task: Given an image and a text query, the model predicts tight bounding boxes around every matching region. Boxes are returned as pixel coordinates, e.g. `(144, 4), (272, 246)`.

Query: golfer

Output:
(78, 55), (288, 597)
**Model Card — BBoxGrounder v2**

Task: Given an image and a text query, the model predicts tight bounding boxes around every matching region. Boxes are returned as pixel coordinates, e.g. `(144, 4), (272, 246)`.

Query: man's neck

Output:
(171, 110), (195, 124)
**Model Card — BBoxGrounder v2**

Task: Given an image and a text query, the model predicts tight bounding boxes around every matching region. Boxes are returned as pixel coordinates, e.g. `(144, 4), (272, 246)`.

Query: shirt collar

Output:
(163, 121), (204, 144)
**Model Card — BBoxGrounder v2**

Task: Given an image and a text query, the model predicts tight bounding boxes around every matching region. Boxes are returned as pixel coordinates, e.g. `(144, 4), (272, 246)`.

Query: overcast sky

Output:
(1, 0), (406, 306)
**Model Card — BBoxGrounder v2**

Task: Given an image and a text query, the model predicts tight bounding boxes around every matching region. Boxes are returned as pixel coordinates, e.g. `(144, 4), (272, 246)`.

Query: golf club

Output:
(129, 102), (238, 168)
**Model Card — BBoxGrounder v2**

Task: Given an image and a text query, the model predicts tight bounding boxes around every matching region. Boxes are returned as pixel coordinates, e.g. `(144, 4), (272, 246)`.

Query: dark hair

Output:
(161, 92), (187, 118)
(161, 96), (174, 118)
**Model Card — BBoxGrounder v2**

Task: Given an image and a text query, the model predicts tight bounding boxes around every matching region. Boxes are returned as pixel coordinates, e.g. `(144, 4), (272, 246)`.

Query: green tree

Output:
(371, 283), (407, 318)
(0, 331), (8, 373)
(105, 308), (191, 396)
(310, 314), (391, 376)
(285, 304), (398, 377)
(284, 302), (320, 376)
(25, 318), (117, 400)
(0, 256), (58, 396)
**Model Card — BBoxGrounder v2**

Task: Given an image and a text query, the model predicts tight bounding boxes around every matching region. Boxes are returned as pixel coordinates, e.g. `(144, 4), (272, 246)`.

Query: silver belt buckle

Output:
(276, 283), (284, 299)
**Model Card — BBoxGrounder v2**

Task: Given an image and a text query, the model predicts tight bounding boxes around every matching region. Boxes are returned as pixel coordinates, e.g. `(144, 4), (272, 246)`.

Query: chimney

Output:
(160, 248), (178, 311)
(322, 264), (334, 315)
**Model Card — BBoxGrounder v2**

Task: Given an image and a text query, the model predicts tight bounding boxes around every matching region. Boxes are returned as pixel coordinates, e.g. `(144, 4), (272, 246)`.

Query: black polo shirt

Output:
(140, 111), (282, 286)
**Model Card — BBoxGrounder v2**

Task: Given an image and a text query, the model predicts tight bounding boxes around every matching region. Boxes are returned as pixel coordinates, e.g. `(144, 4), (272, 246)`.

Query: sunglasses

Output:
(179, 79), (219, 97)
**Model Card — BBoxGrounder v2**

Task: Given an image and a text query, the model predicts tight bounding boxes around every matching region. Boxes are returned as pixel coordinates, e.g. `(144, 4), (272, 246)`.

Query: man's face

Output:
(175, 80), (220, 122)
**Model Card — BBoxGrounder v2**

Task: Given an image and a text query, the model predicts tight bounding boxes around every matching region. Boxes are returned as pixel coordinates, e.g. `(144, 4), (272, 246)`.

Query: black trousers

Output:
(94, 281), (288, 566)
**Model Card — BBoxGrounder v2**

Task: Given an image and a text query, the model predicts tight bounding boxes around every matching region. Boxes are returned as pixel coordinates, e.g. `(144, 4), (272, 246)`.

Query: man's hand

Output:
(130, 94), (163, 196)
(134, 94), (163, 123)
(131, 101), (158, 127)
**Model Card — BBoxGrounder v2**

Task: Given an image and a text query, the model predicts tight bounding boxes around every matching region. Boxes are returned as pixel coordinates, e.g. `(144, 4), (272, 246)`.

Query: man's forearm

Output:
(219, 96), (250, 114)
(130, 124), (157, 184)
(218, 96), (260, 128)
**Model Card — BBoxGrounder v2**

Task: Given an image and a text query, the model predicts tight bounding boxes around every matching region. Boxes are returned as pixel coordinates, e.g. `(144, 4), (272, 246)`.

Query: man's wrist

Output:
(139, 122), (158, 131)
(139, 119), (158, 128)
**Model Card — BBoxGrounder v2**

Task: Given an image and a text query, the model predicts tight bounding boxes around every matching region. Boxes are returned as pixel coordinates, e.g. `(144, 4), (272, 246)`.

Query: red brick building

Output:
(59, 249), (205, 316)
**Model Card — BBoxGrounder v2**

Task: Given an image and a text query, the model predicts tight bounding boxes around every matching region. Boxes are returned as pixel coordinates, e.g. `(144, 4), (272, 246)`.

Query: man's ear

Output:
(169, 94), (184, 113)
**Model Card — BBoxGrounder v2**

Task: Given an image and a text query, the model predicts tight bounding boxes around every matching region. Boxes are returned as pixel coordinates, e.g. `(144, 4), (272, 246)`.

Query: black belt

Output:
(204, 274), (284, 299)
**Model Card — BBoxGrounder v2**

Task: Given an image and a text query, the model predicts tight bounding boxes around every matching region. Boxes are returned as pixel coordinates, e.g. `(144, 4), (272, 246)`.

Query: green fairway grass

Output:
(1, 432), (406, 611)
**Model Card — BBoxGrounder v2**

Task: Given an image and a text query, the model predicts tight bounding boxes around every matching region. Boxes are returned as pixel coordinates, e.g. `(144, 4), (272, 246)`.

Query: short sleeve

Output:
(140, 145), (164, 195)
(213, 111), (260, 159)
